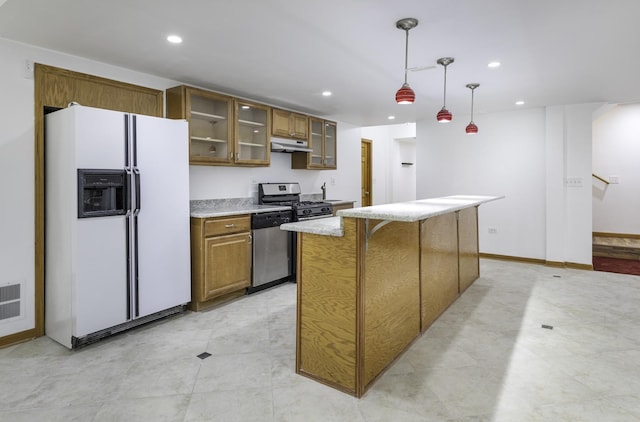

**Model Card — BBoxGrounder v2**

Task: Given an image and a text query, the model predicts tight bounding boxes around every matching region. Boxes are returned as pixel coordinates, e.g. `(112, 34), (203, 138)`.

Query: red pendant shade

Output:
(396, 83), (415, 104)
(465, 122), (478, 134)
(437, 108), (452, 122)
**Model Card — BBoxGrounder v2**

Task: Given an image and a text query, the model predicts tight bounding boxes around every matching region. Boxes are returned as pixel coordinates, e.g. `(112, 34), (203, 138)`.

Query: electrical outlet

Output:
(24, 59), (34, 79)
(330, 177), (336, 186)
(609, 175), (620, 184)
(488, 227), (497, 234)
(564, 177), (583, 188)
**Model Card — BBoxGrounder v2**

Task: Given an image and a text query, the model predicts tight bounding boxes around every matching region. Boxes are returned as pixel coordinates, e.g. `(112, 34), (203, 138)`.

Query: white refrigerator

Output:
(45, 105), (191, 348)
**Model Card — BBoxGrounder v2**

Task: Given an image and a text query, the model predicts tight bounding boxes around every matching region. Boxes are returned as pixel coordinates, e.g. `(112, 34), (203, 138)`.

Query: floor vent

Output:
(0, 283), (21, 321)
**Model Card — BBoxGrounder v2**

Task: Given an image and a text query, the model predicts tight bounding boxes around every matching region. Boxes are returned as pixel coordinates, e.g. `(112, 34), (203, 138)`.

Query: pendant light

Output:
(395, 18), (418, 104)
(465, 83), (480, 134)
(436, 57), (454, 122)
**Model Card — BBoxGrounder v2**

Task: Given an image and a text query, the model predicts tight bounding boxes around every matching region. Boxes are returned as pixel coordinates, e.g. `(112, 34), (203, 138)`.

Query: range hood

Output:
(270, 137), (313, 153)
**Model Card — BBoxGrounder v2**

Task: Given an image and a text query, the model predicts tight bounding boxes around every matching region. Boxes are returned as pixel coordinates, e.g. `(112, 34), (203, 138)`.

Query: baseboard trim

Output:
(593, 232), (640, 239)
(480, 253), (593, 271)
(480, 253), (545, 265)
(0, 328), (38, 349)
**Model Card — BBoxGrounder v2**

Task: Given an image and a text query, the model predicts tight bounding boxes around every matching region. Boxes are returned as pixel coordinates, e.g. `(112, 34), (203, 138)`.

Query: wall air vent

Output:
(0, 283), (21, 321)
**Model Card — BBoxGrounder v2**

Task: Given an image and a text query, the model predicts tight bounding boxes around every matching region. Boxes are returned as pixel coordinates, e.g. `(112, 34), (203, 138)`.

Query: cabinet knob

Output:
(225, 224), (236, 228)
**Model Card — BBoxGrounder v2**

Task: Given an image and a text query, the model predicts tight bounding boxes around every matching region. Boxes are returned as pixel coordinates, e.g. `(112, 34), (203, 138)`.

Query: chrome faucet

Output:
(321, 182), (327, 200)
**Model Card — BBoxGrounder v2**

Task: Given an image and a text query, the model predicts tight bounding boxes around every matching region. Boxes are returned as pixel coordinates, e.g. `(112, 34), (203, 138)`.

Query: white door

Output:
(134, 115), (191, 317)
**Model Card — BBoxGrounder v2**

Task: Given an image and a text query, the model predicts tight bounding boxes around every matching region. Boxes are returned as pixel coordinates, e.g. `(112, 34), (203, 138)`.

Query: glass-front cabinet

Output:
(323, 120), (337, 168)
(187, 90), (234, 164)
(234, 100), (269, 165)
(166, 85), (270, 167)
(292, 117), (337, 169)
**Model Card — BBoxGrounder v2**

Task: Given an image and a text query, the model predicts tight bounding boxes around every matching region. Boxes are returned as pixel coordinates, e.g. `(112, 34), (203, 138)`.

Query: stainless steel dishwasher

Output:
(249, 210), (294, 293)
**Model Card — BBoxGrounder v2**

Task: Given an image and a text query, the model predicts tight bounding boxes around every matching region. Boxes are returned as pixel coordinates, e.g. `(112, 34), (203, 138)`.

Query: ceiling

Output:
(2, 0), (640, 127)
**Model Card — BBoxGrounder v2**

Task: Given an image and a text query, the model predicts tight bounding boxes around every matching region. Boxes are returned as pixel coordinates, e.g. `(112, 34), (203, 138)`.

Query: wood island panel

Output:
(420, 213), (460, 330)
(293, 197), (497, 397)
(458, 207), (480, 292)
(361, 219), (420, 389)
(297, 217), (359, 393)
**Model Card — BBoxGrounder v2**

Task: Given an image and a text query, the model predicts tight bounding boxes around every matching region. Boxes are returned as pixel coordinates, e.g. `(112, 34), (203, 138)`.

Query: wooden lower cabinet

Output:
(190, 215), (252, 310)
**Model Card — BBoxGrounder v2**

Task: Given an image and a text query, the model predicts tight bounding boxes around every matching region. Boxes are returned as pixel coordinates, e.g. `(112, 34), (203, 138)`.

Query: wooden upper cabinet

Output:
(166, 85), (270, 167)
(234, 99), (270, 165)
(292, 117), (337, 170)
(272, 108), (308, 140)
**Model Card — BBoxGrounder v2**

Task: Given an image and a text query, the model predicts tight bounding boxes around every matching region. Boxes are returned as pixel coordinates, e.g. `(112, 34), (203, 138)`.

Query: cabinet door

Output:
(323, 121), (337, 168)
(235, 100), (270, 165)
(186, 90), (234, 165)
(272, 109), (293, 138)
(308, 118), (324, 168)
(291, 113), (308, 139)
(203, 232), (251, 300)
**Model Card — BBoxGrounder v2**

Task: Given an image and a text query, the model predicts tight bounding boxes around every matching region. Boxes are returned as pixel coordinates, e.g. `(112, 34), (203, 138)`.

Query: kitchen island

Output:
(280, 195), (502, 397)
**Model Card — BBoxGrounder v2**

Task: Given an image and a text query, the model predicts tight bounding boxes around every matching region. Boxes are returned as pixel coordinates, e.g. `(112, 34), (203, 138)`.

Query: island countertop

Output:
(337, 195), (503, 222)
(280, 195), (503, 236)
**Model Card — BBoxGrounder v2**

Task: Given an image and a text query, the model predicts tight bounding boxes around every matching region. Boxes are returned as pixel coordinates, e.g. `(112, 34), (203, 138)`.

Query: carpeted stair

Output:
(593, 235), (640, 275)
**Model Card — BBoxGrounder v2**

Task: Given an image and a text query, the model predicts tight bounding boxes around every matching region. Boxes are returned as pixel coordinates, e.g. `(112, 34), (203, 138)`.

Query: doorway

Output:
(361, 139), (372, 206)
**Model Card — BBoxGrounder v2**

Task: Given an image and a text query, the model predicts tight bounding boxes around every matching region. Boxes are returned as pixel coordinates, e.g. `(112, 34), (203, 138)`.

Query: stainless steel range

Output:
(258, 183), (333, 221)
(251, 183), (333, 292)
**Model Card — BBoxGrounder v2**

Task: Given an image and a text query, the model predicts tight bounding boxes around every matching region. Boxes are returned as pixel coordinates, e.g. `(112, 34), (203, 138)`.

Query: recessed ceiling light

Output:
(488, 61), (501, 68)
(167, 35), (183, 44)
(388, 115), (396, 120)
(515, 100), (525, 105)
(322, 91), (332, 97)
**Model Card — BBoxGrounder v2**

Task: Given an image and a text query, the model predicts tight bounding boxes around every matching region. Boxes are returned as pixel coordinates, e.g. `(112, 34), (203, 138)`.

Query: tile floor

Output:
(2, 259), (640, 421)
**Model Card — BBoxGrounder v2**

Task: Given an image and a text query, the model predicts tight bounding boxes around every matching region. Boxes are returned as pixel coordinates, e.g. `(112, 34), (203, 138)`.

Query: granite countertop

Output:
(280, 195), (503, 236)
(337, 195), (503, 222)
(324, 199), (356, 206)
(280, 216), (344, 237)
(190, 197), (354, 218)
(190, 198), (290, 218)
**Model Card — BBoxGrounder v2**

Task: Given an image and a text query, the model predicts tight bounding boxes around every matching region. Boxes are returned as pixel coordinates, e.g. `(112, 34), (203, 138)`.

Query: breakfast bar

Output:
(280, 195), (502, 397)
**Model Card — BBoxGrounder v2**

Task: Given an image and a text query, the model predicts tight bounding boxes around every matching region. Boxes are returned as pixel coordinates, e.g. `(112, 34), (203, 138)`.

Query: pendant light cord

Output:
(470, 88), (475, 122)
(443, 65), (448, 108)
(403, 29), (409, 84)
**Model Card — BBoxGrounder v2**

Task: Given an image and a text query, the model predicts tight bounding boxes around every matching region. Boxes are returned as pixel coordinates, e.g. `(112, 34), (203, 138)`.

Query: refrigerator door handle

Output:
(133, 213), (140, 318)
(133, 168), (141, 215)
(125, 167), (133, 216)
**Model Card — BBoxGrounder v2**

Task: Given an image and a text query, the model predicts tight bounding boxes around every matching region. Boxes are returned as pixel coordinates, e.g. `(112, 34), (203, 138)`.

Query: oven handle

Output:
(297, 214), (334, 221)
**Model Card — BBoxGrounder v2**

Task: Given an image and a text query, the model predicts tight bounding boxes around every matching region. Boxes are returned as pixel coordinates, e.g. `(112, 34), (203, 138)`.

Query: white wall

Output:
(361, 123), (416, 205)
(592, 104), (640, 234)
(0, 37), (361, 338)
(392, 139), (417, 202)
(416, 104), (599, 266)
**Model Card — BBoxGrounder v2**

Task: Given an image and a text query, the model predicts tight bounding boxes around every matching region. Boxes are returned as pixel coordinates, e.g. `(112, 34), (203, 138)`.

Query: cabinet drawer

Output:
(204, 215), (250, 236)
